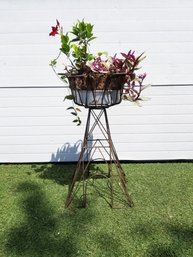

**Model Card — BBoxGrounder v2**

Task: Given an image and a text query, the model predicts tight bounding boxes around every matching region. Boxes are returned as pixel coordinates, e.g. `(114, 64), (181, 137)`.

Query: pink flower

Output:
(138, 73), (147, 81)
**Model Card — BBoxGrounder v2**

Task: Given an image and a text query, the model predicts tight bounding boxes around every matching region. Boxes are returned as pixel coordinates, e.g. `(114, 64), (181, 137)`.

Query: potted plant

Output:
(49, 19), (147, 125)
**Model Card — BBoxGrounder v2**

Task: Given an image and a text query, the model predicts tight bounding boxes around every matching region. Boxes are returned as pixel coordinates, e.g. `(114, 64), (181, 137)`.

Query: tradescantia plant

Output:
(49, 19), (148, 125)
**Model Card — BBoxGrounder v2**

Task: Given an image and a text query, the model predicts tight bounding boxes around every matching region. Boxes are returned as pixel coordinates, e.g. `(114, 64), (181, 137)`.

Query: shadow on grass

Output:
(31, 162), (75, 185)
(95, 232), (125, 257)
(134, 222), (193, 257)
(32, 161), (130, 209)
(31, 141), (102, 186)
(31, 162), (105, 187)
(147, 246), (178, 257)
(149, 224), (193, 257)
(5, 181), (94, 257)
(5, 181), (193, 257)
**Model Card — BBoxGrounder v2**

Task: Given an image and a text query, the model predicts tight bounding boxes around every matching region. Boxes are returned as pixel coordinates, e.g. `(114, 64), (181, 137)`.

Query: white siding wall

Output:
(0, 0), (193, 162)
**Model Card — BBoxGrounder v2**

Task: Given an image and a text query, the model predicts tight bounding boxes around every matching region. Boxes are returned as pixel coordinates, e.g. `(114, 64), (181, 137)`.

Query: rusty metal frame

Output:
(65, 108), (134, 208)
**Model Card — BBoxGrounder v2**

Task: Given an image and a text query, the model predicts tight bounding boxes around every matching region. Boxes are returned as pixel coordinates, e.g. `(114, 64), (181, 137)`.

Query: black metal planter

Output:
(68, 72), (125, 108)
(70, 89), (122, 108)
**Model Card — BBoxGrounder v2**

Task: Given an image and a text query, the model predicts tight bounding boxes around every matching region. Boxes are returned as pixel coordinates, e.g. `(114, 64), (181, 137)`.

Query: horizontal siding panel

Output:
(114, 142), (193, 153)
(0, 135), (83, 145)
(0, 98), (67, 108)
(1, 124), (193, 137)
(1, 115), (193, 127)
(1, 54), (193, 71)
(0, 55), (52, 67)
(0, 153), (81, 163)
(146, 86), (193, 96)
(0, 88), (66, 97)
(119, 151), (193, 161)
(0, 125), (84, 136)
(1, 7), (193, 22)
(112, 106), (193, 116)
(0, 106), (85, 117)
(1, 133), (193, 145)
(0, 117), (85, 127)
(0, 144), (81, 154)
(1, 0), (193, 10)
(110, 124), (193, 134)
(1, 142), (193, 155)
(96, 20), (193, 33)
(1, 42), (193, 56)
(2, 151), (193, 163)
(1, 105), (193, 117)
(1, 86), (193, 97)
(0, 67), (58, 86)
(2, 31), (193, 45)
(0, 154), (63, 163)
(134, 96), (193, 105)
(113, 133), (193, 143)
(1, 20), (193, 34)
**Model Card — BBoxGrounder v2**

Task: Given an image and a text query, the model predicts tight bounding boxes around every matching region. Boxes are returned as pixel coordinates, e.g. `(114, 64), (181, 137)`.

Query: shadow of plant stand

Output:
(65, 107), (134, 208)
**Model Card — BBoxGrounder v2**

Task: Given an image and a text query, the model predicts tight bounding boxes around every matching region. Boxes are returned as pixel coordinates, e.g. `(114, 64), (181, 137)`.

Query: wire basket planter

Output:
(68, 73), (126, 108)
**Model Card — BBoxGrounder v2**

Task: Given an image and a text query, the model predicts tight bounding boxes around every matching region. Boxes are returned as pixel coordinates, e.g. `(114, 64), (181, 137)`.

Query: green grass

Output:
(1, 162), (193, 257)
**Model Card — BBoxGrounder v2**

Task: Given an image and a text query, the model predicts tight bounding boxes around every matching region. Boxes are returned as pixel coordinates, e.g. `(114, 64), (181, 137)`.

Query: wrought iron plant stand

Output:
(65, 73), (134, 208)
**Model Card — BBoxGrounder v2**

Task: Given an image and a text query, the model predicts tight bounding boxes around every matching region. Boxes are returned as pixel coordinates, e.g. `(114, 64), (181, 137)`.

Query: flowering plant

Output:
(49, 19), (148, 125)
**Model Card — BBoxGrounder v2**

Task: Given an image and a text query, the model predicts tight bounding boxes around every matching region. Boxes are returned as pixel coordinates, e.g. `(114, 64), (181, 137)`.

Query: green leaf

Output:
(49, 59), (57, 66)
(61, 34), (69, 44)
(86, 53), (94, 61)
(86, 23), (93, 38)
(71, 112), (77, 116)
(60, 44), (70, 55)
(77, 120), (81, 126)
(66, 107), (74, 110)
(78, 20), (85, 32)
(71, 26), (79, 36)
(70, 38), (80, 42)
(64, 95), (74, 100)
(97, 51), (108, 57)
(60, 75), (67, 82)
(60, 34), (70, 55)
(87, 36), (97, 42)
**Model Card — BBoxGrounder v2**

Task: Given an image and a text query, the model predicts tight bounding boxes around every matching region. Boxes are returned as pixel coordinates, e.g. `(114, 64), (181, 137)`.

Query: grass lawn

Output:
(0, 162), (193, 257)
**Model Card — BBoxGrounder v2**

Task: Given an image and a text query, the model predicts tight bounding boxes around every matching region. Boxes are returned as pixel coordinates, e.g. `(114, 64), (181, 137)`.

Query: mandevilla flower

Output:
(49, 19), (61, 36)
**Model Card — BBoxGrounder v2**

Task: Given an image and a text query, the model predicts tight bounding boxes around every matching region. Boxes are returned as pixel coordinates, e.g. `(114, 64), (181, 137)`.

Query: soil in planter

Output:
(68, 73), (126, 90)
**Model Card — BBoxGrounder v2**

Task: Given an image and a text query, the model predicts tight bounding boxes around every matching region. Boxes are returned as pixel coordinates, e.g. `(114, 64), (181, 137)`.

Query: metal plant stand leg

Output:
(65, 108), (134, 208)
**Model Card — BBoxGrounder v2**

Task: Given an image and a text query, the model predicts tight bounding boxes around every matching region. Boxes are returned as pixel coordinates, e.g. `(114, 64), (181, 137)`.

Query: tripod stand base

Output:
(65, 108), (134, 208)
